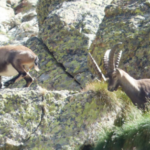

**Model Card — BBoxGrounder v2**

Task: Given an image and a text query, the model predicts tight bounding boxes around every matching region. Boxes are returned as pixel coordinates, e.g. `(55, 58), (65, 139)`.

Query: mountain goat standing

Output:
(0, 45), (39, 88)
(89, 43), (150, 109)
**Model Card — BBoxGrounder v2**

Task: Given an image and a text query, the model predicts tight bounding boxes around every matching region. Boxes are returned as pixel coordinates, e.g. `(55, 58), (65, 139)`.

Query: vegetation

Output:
(84, 81), (141, 122)
(83, 81), (150, 150)
(92, 112), (150, 150)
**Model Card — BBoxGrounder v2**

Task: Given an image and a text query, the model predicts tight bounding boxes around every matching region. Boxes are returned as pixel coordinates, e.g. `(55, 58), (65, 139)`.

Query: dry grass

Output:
(84, 80), (142, 124)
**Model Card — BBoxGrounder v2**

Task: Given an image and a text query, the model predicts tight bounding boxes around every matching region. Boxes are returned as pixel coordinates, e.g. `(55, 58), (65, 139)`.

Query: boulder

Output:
(0, 86), (121, 150)
(0, 34), (10, 46)
(14, 0), (38, 14)
(89, 0), (150, 79)
(9, 37), (81, 91)
(0, 5), (15, 32)
(6, 0), (20, 7)
(8, 10), (39, 44)
(36, 0), (113, 88)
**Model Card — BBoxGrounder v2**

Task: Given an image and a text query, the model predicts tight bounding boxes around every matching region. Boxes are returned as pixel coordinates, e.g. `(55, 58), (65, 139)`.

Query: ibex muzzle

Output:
(107, 71), (120, 91)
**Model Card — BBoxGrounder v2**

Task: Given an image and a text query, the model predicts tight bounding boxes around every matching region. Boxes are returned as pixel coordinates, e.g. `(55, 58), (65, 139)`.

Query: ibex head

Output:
(104, 42), (123, 91)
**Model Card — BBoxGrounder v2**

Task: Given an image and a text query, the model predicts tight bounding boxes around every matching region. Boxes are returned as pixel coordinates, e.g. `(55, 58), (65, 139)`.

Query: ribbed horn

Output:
(109, 42), (122, 71)
(115, 50), (122, 68)
(104, 49), (111, 72)
(88, 53), (106, 81)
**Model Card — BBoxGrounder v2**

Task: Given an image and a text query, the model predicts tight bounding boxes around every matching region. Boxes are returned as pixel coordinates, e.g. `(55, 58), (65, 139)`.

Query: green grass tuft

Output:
(93, 112), (150, 150)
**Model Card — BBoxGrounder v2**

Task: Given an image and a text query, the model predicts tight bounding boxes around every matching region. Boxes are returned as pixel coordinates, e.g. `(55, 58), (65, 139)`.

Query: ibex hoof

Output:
(23, 84), (28, 88)
(4, 82), (10, 87)
(4, 81), (14, 87)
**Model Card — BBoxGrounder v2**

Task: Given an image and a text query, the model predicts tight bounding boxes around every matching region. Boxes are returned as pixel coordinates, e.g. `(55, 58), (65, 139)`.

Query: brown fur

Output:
(107, 68), (149, 109)
(0, 45), (39, 88)
(90, 42), (150, 109)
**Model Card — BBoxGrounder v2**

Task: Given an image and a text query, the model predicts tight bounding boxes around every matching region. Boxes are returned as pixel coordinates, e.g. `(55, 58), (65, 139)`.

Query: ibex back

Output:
(0, 45), (39, 88)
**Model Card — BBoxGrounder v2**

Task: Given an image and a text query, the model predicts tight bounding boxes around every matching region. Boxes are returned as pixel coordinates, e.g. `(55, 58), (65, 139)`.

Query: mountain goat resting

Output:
(89, 42), (150, 109)
(0, 45), (39, 88)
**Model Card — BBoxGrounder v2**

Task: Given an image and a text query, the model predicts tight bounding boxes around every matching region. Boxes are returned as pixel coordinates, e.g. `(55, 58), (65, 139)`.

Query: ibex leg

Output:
(0, 76), (2, 88)
(23, 73), (33, 87)
(4, 73), (22, 87)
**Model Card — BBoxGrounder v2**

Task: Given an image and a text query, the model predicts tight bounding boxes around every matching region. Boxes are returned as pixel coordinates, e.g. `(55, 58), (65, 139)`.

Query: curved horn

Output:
(115, 50), (122, 68)
(88, 53), (106, 81)
(104, 49), (111, 72)
(109, 42), (122, 71)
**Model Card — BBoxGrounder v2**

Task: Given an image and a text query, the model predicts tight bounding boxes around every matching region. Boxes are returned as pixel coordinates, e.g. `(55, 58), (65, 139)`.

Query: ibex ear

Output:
(116, 68), (123, 77)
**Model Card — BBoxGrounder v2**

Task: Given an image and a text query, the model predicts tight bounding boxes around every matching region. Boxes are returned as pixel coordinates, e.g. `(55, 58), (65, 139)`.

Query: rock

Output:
(22, 10), (37, 22)
(36, 0), (113, 88)
(9, 37), (81, 91)
(9, 22), (38, 40)
(14, 0), (38, 14)
(0, 24), (7, 33)
(89, 0), (150, 79)
(0, 0), (7, 7)
(0, 34), (10, 46)
(0, 86), (121, 150)
(8, 10), (38, 44)
(0, 5), (15, 32)
(0, 0), (146, 149)
(6, 0), (20, 7)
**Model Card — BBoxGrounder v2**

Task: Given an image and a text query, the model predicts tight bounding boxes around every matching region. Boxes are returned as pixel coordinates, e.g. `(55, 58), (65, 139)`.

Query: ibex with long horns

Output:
(0, 45), (39, 88)
(89, 42), (150, 109)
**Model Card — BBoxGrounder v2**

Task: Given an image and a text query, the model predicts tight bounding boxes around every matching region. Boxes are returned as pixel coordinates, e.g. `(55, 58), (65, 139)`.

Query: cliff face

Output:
(3, 0), (150, 87)
(0, 0), (38, 46)
(5, 0), (113, 90)
(1, 0), (150, 150)
(90, 0), (150, 79)
(8, 0), (150, 90)
(35, 0), (113, 89)
(24, 0), (112, 90)
(0, 1), (120, 149)
(0, 85), (124, 150)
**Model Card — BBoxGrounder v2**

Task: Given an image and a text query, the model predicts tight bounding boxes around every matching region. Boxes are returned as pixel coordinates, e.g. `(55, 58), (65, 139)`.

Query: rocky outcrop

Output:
(9, 37), (81, 90)
(0, 0), (39, 84)
(28, 0), (113, 90)
(14, 0), (38, 14)
(90, 0), (150, 79)
(0, 0), (148, 150)
(7, 0), (114, 90)
(0, 86), (122, 150)
(0, 0), (38, 46)
(0, 0), (14, 33)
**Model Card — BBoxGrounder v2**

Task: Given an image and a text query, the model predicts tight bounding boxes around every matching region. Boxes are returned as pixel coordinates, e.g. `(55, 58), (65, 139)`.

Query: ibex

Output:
(89, 42), (150, 109)
(0, 45), (39, 88)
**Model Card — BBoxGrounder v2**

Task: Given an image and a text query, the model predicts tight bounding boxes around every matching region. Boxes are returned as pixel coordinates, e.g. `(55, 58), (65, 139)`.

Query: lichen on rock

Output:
(89, 0), (150, 79)
(0, 85), (124, 150)
(9, 37), (81, 91)
(36, 0), (113, 88)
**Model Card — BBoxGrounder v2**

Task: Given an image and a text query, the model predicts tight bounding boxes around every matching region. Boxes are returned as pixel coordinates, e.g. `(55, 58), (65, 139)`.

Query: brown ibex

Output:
(89, 42), (150, 109)
(0, 45), (39, 88)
